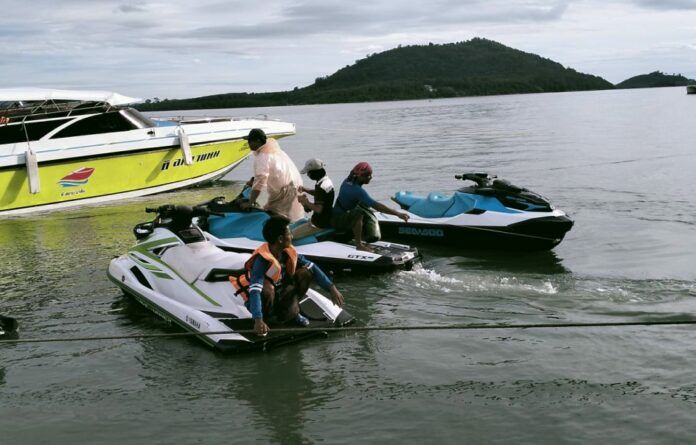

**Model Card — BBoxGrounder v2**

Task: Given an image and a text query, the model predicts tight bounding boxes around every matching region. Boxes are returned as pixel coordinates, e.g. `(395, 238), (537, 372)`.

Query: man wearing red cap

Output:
(332, 162), (409, 251)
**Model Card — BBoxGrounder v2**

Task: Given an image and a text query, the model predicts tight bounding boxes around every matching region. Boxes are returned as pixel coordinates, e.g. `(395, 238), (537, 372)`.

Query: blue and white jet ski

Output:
(107, 205), (353, 352)
(197, 196), (420, 274)
(377, 173), (574, 251)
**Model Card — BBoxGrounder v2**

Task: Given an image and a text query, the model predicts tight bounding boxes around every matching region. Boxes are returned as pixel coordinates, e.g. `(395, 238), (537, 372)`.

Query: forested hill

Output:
(137, 38), (614, 111)
(616, 71), (696, 89)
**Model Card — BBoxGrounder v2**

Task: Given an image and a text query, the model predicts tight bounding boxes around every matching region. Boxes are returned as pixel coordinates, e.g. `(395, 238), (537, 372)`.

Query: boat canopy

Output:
(0, 88), (141, 106)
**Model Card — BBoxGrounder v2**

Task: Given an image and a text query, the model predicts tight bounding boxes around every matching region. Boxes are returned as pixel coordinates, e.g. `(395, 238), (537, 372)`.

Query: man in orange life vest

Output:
(231, 216), (345, 336)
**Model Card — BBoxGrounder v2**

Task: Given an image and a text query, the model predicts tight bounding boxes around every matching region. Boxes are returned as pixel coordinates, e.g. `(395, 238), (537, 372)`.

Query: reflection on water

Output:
(222, 352), (316, 444)
(434, 248), (569, 275)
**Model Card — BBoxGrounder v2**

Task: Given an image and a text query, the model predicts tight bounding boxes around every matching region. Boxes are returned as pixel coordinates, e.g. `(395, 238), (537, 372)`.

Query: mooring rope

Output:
(1, 319), (695, 345)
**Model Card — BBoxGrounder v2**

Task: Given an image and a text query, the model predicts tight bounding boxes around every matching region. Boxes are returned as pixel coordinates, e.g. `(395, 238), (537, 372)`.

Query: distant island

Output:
(137, 38), (613, 111)
(615, 71), (696, 89)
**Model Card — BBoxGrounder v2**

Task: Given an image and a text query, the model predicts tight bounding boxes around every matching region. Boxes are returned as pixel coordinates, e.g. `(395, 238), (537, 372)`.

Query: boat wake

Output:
(396, 264), (464, 293)
(499, 277), (559, 295)
(397, 264), (561, 296)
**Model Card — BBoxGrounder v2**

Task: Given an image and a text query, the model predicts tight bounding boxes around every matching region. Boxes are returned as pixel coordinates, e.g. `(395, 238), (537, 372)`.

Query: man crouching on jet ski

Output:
(231, 216), (345, 336)
(332, 162), (410, 252)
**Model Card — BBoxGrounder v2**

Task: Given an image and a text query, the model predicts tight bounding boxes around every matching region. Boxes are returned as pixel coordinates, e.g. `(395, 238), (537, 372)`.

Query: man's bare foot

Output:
(356, 243), (375, 252)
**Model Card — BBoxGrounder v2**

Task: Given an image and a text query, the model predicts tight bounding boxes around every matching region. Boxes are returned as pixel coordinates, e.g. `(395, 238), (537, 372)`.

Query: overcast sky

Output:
(2, 0), (695, 99)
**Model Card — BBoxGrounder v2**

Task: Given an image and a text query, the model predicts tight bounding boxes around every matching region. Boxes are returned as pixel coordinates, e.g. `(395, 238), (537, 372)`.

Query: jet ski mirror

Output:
(133, 222), (154, 239)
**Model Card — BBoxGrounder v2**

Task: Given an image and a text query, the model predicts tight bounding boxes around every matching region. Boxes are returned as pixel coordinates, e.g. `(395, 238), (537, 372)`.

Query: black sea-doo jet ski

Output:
(107, 204), (353, 352)
(377, 173), (574, 251)
(197, 196), (420, 274)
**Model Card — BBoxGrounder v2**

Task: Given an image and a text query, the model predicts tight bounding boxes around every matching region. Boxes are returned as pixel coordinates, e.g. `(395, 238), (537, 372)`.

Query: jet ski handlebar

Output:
(455, 172), (496, 187)
(145, 205), (224, 218)
(134, 204), (224, 240)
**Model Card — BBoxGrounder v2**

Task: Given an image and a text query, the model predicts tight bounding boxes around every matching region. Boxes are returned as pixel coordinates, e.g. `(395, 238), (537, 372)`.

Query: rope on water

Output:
(1, 319), (695, 345)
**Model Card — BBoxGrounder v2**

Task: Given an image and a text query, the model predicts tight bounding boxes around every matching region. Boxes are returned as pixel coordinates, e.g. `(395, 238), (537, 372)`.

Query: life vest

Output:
(229, 243), (298, 301)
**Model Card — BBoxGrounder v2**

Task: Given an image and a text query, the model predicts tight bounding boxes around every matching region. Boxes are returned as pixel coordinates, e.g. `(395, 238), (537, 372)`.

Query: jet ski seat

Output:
(207, 211), (269, 241)
(393, 191), (423, 208)
(394, 191), (476, 218)
(291, 220), (328, 239)
(290, 218), (336, 246)
(394, 191), (448, 217)
(162, 241), (247, 283)
(394, 191), (453, 217)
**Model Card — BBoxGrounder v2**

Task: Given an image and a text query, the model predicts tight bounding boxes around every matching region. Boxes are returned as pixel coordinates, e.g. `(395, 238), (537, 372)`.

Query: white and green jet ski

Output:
(107, 205), (353, 352)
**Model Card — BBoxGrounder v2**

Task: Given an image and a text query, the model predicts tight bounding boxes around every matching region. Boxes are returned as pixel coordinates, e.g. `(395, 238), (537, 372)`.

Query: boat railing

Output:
(0, 100), (113, 123)
(152, 114), (279, 124)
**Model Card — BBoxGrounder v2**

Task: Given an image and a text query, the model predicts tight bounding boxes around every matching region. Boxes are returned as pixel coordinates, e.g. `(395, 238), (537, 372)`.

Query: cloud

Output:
(174, 0), (571, 42)
(0, 0), (694, 98)
(115, 3), (148, 13)
(630, 0), (696, 10)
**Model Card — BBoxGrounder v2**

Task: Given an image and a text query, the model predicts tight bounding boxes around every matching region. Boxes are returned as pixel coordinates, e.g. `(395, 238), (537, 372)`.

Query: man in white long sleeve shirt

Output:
(241, 128), (305, 222)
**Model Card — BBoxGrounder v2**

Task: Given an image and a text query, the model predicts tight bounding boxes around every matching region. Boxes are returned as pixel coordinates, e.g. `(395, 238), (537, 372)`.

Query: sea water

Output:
(2, 87), (696, 443)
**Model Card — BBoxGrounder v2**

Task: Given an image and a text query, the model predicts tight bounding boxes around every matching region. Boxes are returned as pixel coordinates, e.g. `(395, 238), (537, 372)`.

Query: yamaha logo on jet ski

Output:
(185, 315), (201, 330)
(161, 150), (221, 170)
(398, 227), (445, 237)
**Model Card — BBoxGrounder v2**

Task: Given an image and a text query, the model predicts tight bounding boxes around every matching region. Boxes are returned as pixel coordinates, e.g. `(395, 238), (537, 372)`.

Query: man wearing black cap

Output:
(298, 158), (334, 229)
(241, 128), (305, 222)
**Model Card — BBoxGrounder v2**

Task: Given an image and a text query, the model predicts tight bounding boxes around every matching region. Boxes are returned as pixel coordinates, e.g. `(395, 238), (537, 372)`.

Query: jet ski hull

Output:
(202, 210), (420, 274)
(384, 173), (574, 251)
(108, 258), (353, 352)
(208, 233), (419, 274)
(378, 214), (573, 251)
(108, 215), (354, 353)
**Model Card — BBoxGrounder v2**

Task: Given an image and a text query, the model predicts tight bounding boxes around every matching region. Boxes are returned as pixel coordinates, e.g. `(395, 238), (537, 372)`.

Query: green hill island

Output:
(137, 38), (615, 111)
(615, 71), (696, 89)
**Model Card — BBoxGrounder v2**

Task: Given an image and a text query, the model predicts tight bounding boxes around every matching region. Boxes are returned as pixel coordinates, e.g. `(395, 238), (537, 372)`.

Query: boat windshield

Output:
(122, 108), (156, 128)
(0, 105), (144, 144)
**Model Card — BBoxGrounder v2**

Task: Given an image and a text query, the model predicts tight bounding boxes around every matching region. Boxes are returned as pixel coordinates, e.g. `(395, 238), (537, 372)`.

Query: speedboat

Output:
(107, 204), (353, 352)
(0, 88), (294, 216)
(198, 196), (420, 274)
(377, 173), (574, 251)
